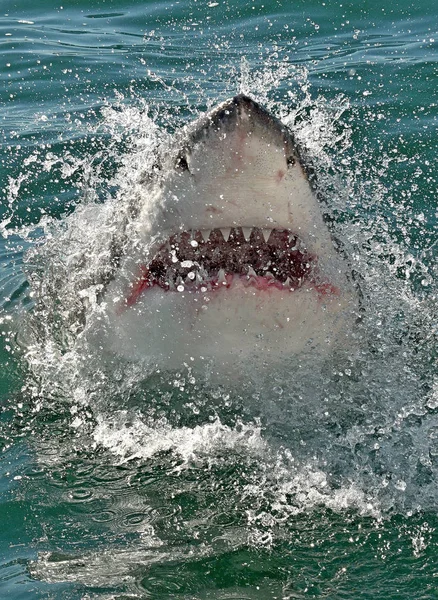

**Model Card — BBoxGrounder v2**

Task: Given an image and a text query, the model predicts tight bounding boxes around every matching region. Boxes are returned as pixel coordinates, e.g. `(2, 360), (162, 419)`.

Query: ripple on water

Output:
(91, 510), (117, 524)
(67, 488), (94, 503)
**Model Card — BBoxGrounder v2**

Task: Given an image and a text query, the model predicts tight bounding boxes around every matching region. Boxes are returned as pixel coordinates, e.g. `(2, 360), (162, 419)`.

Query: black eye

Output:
(176, 154), (190, 172)
(286, 155), (295, 167)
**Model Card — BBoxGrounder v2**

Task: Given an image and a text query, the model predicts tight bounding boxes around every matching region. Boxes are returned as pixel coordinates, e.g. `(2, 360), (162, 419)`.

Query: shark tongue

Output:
(124, 226), (316, 306)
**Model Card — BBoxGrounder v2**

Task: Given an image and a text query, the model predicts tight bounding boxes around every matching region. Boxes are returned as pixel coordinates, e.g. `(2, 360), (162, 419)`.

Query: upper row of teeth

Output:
(171, 227), (297, 244)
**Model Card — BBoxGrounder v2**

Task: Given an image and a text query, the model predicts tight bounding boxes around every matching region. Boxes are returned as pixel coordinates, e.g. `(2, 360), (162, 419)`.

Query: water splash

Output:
(1, 59), (436, 527)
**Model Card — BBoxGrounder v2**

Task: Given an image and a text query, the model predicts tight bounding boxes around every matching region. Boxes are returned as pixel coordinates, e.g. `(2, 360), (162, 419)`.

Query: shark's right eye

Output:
(176, 154), (190, 172)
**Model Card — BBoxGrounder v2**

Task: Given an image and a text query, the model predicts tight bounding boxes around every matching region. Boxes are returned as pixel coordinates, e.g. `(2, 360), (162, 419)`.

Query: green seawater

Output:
(0, 0), (437, 598)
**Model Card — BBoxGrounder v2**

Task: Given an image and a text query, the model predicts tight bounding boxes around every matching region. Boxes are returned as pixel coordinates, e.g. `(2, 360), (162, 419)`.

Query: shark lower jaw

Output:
(123, 226), (337, 309)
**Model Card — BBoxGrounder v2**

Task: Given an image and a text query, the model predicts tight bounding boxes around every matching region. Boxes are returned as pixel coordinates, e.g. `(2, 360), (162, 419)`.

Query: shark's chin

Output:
(95, 276), (351, 370)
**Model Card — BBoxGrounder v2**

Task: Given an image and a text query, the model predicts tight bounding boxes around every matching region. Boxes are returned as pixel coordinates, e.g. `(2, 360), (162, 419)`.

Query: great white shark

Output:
(91, 94), (357, 370)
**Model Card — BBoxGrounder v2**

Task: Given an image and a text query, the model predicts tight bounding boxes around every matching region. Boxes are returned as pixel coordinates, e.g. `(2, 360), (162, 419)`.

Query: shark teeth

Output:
(241, 227), (252, 241)
(184, 227), (300, 245)
(200, 229), (212, 241)
(217, 268), (226, 284)
(262, 229), (271, 242)
(220, 228), (231, 241)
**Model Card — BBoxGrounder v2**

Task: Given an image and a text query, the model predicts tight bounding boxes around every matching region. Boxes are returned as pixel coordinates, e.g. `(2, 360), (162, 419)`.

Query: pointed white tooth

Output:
(199, 268), (208, 281)
(241, 227), (252, 241)
(284, 277), (291, 287)
(176, 276), (183, 285)
(262, 229), (271, 242)
(289, 233), (298, 247)
(218, 268), (226, 283)
(220, 228), (231, 241)
(265, 271), (275, 280)
(247, 266), (257, 278)
(200, 230), (212, 241)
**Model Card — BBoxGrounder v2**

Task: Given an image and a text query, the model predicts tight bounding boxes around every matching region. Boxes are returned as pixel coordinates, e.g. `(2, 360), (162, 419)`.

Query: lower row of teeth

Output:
(159, 266), (304, 292)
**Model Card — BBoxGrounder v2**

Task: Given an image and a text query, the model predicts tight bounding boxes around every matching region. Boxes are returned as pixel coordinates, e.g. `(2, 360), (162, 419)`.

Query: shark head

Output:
(96, 95), (356, 370)
(138, 94), (331, 256)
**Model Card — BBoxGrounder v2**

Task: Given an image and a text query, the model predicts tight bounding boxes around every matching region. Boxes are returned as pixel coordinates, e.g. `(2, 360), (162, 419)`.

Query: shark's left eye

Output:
(286, 155), (295, 167)
(176, 154), (190, 172)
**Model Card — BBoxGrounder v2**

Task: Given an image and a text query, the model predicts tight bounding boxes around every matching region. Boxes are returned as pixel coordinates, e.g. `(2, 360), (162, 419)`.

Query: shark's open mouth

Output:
(125, 227), (320, 307)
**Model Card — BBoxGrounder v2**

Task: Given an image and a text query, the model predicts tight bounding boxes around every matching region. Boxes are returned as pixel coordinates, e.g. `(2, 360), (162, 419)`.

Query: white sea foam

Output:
(92, 412), (267, 465)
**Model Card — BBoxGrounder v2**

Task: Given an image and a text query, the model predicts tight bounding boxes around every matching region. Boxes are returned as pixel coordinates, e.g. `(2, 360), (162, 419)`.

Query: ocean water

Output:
(0, 0), (437, 598)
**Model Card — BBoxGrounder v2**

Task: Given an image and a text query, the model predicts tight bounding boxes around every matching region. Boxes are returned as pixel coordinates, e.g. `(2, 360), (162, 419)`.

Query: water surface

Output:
(0, 0), (437, 598)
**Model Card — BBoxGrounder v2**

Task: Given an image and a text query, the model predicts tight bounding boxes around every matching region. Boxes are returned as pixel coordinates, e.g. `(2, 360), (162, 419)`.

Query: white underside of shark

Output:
(88, 95), (357, 370)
